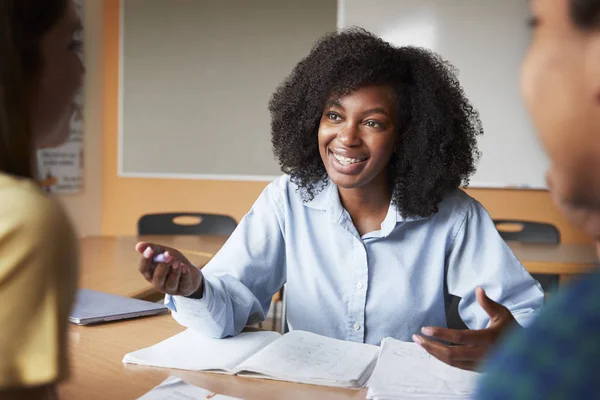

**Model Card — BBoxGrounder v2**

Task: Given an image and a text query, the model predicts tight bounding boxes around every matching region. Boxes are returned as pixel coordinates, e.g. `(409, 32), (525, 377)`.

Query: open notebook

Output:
(366, 337), (480, 400)
(123, 329), (379, 389)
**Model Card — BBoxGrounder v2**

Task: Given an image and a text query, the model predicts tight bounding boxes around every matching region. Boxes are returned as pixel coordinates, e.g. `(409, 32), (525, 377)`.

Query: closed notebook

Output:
(123, 329), (379, 389)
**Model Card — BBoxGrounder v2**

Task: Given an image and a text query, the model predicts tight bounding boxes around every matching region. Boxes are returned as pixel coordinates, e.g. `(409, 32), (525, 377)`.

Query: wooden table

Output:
(59, 314), (367, 400)
(79, 235), (228, 300)
(64, 235), (600, 399)
(507, 241), (598, 281)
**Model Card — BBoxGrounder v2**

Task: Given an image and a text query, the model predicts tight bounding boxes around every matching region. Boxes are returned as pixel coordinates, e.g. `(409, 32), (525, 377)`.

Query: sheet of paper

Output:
(366, 338), (479, 399)
(123, 329), (281, 373)
(137, 376), (241, 400)
(237, 330), (379, 386)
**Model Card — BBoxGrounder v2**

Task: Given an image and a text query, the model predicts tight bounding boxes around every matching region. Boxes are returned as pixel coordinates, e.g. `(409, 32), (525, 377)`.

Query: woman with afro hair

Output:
(136, 28), (544, 371)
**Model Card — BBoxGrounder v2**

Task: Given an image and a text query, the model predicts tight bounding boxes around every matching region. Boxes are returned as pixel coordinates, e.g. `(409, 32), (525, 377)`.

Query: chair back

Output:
(493, 220), (560, 244)
(137, 213), (237, 236)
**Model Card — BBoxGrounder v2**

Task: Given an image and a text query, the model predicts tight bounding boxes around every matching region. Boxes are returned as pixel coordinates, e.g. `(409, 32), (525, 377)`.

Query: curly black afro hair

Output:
(269, 28), (482, 218)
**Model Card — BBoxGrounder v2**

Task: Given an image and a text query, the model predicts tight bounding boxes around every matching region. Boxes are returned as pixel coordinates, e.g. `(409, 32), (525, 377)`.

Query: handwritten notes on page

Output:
(366, 338), (480, 400)
(236, 330), (379, 388)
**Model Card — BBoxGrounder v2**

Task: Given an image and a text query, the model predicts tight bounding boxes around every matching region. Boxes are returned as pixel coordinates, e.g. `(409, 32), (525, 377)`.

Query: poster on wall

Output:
(37, 0), (84, 194)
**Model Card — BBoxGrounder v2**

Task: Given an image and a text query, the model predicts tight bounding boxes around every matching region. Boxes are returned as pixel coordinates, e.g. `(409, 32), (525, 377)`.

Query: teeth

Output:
(332, 152), (365, 166)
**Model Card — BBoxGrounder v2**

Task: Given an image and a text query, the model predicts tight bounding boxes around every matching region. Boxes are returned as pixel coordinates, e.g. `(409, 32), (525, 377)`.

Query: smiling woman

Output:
(270, 29), (481, 219)
(136, 28), (544, 373)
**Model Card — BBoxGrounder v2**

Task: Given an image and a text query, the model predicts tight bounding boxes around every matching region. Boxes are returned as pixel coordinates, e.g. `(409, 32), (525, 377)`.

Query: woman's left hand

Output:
(412, 287), (517, 371)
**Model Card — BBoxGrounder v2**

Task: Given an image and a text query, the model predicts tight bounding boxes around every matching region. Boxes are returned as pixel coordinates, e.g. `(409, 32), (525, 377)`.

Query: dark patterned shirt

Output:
(476, 271), (600, 400)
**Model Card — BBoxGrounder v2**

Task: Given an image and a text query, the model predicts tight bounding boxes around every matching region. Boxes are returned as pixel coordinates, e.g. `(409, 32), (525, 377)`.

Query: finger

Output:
(163, 251), (174, 263)
(421, 326), (492, 346)
(137, 242), (166, 258)
(164, 261), (182, 293)
(135, 242), (149, 253)
(138, 248), (155, 281)
(152, 263), (171, 292)
(476, 287), (508, 320)
(449, 360), (479, 372)
(178, 265), (194, 294)
(412, 335), (485, 366)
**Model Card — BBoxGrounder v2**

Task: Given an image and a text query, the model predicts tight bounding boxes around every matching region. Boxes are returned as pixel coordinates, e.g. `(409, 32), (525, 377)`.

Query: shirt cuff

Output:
(164, 274), (214, 314)
(513, 310), (537, 328)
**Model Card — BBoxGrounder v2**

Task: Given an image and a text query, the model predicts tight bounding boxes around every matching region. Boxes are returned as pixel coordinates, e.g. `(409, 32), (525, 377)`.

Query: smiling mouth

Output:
(330, 151), (367, 166)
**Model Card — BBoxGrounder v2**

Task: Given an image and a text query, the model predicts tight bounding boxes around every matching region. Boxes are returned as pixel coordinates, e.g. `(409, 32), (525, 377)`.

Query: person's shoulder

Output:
(0, 174), (73, 244)
(267, 174), (293, 192)
(264, 174), (306, 204)
(476, 272), (600, 399)
(433, 188), (476, 222)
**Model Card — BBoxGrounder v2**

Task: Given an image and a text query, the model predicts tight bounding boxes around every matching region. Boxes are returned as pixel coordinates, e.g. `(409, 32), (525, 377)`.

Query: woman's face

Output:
(31, 0), (84, 149)
(318, 85), (397, 191)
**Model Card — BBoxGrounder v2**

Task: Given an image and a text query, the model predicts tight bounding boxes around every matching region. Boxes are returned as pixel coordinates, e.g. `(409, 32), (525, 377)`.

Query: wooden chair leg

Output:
(272, 300), (279, 332)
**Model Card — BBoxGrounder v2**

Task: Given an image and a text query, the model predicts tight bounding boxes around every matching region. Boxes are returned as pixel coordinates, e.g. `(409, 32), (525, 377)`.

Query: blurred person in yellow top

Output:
(0, 0), (84, 399)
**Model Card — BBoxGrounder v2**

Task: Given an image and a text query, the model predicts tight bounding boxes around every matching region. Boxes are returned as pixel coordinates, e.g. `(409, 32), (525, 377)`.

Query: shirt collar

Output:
(302, 181), (345, 224)
(303, 180), (429, 234)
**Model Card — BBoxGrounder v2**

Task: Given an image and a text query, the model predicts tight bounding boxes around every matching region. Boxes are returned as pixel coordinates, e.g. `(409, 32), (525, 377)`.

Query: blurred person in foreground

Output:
(477, 0), (600, 398)
(0, 0), (84, 399)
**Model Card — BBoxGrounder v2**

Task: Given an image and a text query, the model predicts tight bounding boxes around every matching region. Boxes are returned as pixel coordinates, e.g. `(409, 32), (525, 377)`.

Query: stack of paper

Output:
(366, 338), (480, 400)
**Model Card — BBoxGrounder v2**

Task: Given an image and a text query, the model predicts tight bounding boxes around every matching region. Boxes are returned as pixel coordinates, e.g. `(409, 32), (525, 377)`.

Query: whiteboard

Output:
(119, 0), (337, 180)
(339, 0), (548, 189)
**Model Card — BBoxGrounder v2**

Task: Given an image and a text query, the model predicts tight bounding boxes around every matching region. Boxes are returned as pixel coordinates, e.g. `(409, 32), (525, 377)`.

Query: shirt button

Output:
(353, 323), (361, 331)
(356, 282), (364, 289)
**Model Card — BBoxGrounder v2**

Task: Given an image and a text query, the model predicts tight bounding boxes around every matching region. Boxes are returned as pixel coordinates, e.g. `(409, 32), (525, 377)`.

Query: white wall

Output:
(340, 0), (548, 189)
(57, 0), (104, 236)
(119, 0), (337, 180)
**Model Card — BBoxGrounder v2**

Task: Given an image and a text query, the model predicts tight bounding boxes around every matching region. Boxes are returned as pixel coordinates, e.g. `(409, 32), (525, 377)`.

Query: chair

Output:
(137, 212), (237, 236)
(280, 285), (289, 334)
(493, 220), (561, 244)
(493, 220), (560, 293)
(446, 220), (561, 330)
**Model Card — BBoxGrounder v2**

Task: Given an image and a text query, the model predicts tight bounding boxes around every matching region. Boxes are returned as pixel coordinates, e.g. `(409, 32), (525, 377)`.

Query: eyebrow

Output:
(362, 107), (389, 116)
(325, 101), (389, 116)
(326, 100), (343, 109)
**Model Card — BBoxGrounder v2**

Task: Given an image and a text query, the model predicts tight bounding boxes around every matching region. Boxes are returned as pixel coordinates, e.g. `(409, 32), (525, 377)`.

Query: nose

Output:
(337, 124), (361, 147)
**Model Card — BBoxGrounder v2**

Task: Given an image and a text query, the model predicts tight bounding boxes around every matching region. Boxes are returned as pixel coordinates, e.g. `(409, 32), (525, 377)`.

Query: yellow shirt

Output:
(0, 173), (78, 389)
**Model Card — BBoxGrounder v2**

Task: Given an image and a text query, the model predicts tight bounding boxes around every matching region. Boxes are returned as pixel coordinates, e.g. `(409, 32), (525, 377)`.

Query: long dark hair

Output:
(0, 0), (68, 178)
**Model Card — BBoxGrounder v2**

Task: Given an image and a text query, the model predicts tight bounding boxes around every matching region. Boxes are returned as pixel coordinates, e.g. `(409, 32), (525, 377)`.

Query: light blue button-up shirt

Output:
(166, 175), (543, 345)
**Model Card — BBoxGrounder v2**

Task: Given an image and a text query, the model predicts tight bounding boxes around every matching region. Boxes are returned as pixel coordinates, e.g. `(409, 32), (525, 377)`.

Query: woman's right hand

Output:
(135, 242), (204, 297)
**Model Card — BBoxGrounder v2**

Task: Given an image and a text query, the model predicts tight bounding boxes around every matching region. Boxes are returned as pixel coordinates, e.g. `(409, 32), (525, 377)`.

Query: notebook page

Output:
(366, 338), (479, 399)
(123, 329), (281, 373)
(236, 330), (379, 387)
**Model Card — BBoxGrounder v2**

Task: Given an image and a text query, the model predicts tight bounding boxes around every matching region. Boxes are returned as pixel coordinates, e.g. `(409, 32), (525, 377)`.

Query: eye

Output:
(365, 120), (383, 128)
(326, 112), (342, 121)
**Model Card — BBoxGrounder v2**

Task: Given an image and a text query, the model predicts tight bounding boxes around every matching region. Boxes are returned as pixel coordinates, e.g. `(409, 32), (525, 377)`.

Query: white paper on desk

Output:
(137, 376), (242, 400)
(366, 338), (479, 399)
(236, 330), (379, 388)
(123, 329), (281, 373)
